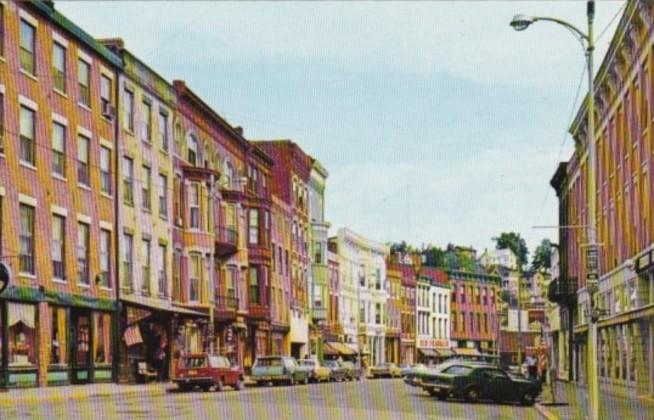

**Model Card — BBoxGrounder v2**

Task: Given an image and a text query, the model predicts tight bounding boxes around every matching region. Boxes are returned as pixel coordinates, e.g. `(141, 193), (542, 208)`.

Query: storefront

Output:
(0, 286), (116, 388)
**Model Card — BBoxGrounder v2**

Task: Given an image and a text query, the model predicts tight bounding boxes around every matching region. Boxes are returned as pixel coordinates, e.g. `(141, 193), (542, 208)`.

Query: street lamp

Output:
(511, 2), (599, 420)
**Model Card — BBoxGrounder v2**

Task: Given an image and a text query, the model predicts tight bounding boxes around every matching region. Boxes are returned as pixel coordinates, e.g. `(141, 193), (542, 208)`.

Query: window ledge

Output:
(19, 69), (38, 82)
(78, 103), (92, 113)
(77, 283), (91, 289)
(19, 161), (37, 171)
(100, 192), (113, 200)
(99, 286), (113, 292)
(52, 173), (67, 182)
(142, 208), (152, 214)
(123, 128), (135, 136)
(53, 89), (68, 99)
(52, 278), (67, 284)
(78, 183), (92, 192)
(20, 273), (37, 280)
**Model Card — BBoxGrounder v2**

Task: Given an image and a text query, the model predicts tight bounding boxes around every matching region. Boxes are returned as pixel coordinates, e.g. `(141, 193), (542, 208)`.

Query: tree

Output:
(531, 239), (553, 271)
(493, 232), (529, 270)
(421, 245), (445, 268)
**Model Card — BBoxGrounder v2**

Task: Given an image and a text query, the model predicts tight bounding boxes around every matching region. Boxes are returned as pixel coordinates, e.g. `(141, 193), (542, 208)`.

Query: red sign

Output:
(417, 338), (450, 349)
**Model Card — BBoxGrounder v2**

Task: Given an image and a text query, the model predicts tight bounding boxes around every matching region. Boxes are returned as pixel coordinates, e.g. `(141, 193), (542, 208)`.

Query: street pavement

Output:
(535, 380), (654, 420)
(1, 378), (542, 420)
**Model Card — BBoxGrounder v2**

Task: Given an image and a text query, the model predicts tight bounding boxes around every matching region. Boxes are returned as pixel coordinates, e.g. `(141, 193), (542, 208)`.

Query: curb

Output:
(534, 403), (559, 420)
(0, 385), (168, 407)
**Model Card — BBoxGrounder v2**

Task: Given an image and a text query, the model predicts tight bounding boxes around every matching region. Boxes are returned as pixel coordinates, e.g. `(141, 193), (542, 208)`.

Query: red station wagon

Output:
(174, 353), (245, 392)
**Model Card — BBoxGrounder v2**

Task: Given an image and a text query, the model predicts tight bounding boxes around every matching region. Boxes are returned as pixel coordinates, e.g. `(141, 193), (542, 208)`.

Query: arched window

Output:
(187, 135), (198, 166)
(214, 152), (222, 172)
(174, 123), (182, 156)
(204, 144), (210, 169)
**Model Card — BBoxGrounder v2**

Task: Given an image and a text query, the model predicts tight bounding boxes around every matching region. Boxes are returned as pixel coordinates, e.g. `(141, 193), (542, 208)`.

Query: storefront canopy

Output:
(418, 348), (438, 358)
(121, 294), (208, 317)
(323, 342), (340, 356)
(326, 342), (356, 356)
(343, 343), (370, 355)
(435, 348), (454, 357)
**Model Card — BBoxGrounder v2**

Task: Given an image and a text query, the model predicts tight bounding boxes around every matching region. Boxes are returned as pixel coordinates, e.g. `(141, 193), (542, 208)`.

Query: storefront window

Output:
(76, 316), (90, 366)
(8, 302), (37, 367)
(94, 312), (112, 365)
(50, 306), (67, 366)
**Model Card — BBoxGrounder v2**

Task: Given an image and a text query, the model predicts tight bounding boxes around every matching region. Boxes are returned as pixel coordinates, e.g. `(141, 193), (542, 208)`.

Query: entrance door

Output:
(71, 310), (91, 384)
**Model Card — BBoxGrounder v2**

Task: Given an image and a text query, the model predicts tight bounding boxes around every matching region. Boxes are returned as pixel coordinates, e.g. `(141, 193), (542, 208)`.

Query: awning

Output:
(453, 347), (481, 356)
(343, 343), (370, 355)
(326, 342), (356, 356)
(418, 348), (438, 358)
(323, 342), (340, 356)
(435, 348), (454, 357)
(121, 294), (208, 317)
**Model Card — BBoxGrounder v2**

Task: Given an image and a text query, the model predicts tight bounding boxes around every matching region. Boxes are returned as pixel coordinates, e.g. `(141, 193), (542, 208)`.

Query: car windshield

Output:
(255, 358), (283, 367)
(442, 365), (474, 375)
(182, 356), (207, 369)
(298, 360), (315, 367)
(324, 361), (339, 367)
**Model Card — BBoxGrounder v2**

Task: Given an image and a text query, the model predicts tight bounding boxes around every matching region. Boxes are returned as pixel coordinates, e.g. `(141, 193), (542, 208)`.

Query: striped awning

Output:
(453, 347), (481, 356)
(326, 342), (357, 356)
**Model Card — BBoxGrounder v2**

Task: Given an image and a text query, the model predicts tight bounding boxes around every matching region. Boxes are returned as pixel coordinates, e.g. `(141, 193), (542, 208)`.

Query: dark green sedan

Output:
(419, 363), (542, 405)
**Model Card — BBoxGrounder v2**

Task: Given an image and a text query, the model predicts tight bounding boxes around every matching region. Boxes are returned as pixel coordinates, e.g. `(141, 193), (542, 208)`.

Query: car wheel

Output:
(177, 383), (191, 392)
(303, 376), (309, 385)
(215, 379), (224, 392)
(235, 378), (244, 391)
(465, 387), (480, 403)
(289, 376), (295, 386)
(427, 389), (437, 397)
(436, 392), (448, 401)
(521, 392), (536, 406)
(201, 384), (212, 392)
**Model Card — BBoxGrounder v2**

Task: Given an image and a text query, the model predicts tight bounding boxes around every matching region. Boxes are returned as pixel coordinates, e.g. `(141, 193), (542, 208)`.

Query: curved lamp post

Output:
(511, 3), (599, 420)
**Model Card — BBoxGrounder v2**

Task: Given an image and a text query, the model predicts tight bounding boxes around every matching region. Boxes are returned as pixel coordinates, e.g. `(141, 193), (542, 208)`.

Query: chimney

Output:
(235, 126), (244, 136)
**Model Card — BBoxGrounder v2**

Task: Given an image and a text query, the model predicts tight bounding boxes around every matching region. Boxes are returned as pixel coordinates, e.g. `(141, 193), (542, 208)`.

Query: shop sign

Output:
(586, 245), (599, 286)
(417, 338), (449, 349)
(636, 251), (653, 273)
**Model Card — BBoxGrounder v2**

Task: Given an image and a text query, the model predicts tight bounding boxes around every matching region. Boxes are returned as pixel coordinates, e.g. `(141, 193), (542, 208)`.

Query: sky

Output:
(57, 1), (626, 259)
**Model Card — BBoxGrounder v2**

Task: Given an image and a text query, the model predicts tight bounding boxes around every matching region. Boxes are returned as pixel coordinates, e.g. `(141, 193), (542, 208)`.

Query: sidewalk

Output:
(534, 380), (654, 420)
(0, 382), (170, 407)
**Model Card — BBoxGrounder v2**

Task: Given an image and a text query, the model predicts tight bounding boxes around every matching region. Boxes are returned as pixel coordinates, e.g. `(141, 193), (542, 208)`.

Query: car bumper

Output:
(252, 375), (291, 383)
(420, 382), (454, 393)
(173, 377), (214, 386)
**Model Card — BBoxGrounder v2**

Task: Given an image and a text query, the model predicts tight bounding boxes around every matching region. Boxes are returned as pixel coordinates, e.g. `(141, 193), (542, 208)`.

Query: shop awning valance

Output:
(8, 302), (35, 328)
(323, 342), (340, 356)
(326, 342), (356, 356)
(121, 294), (208, 317)
(418, 348), (438, 358)
(435, 348), (454, 357)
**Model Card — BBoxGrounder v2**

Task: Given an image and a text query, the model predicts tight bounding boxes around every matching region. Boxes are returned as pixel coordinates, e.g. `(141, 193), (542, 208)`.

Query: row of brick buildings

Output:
(0, 1), (507, 388)
(548, 0), (654, 400)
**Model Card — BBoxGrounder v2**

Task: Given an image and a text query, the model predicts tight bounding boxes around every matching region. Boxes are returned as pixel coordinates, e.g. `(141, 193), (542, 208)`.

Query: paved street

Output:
(2, 379), (541, 420)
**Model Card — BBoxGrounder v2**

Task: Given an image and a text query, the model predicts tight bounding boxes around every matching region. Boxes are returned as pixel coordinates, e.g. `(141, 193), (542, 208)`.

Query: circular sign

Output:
(0, 262), (11, 295)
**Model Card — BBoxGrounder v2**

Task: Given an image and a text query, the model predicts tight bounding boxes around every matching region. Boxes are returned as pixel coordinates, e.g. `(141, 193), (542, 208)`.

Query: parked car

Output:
(370, 362), (402, 378)
(173, 353), (245, 392)
(323, 359), (348, 382)
(401, 363), (427, 385)
(251, 356), (310, 386)
(419, 363), (542, 405)
(340, 361), (362, 381)
(298, 359), (331, 383)
(408, 360), (490, 390)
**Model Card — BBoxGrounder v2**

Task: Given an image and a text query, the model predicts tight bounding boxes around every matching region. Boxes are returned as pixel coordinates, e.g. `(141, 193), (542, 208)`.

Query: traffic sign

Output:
(586, 245), (599, 273)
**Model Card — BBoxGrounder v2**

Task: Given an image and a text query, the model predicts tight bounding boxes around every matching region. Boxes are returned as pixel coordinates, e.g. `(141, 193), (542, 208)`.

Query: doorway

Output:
(71, 310), (91, 384)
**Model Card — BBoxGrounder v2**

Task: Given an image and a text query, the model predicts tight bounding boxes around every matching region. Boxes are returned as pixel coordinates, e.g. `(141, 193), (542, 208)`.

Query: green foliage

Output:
(493, 232), (529, 270)
(531, 239), (553, 271)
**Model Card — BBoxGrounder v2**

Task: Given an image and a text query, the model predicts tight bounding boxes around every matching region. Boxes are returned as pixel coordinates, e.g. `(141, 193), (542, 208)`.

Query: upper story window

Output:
(77, 222), (89, 285)
(123, 89), (134, 131)
(142, 166), (151, 211)
(141, 238), (151, 294)
(248, 208), (259, 245)
(20, 19), (36, 75)
(158, 112), (168, 152)
(123, 233), (133, 289)
(19, 106), (36, 166)
(100, 75), (111, 116)
(77, 59), (91, 107)
(122, 157), (134, 205)
(100, 229), (111, 288)
(158, 173), (168, 219)
(0, 92), (4, 154)
(100, 147), (111, 195)
(142, 99), (152, 142)
(52, 214), (65, 280)
(188, 135), (198, 166)
(52, 122), (66, 177)
(189, 183), (200, 229)
(53, 42), (66, 93)
(19, 204), (35, 275)
(0, 5), (4, 57)
(189, 253), (201, 303)
(77, 135), (90, 187)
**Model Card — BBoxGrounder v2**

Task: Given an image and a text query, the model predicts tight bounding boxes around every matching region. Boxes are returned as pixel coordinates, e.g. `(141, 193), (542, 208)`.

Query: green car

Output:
(419, 363), (542, 405)
(251, 356), (311, 386)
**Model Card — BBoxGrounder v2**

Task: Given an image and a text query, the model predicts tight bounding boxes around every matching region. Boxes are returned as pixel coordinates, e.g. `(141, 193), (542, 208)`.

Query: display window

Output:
(94, 312), (113, 365)
(50, 306), (68, 366)
(8, 302), (37, 367)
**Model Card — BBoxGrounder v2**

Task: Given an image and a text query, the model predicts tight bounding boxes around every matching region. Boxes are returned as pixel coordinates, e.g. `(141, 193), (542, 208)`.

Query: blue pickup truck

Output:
(251, 356), (311, 386)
